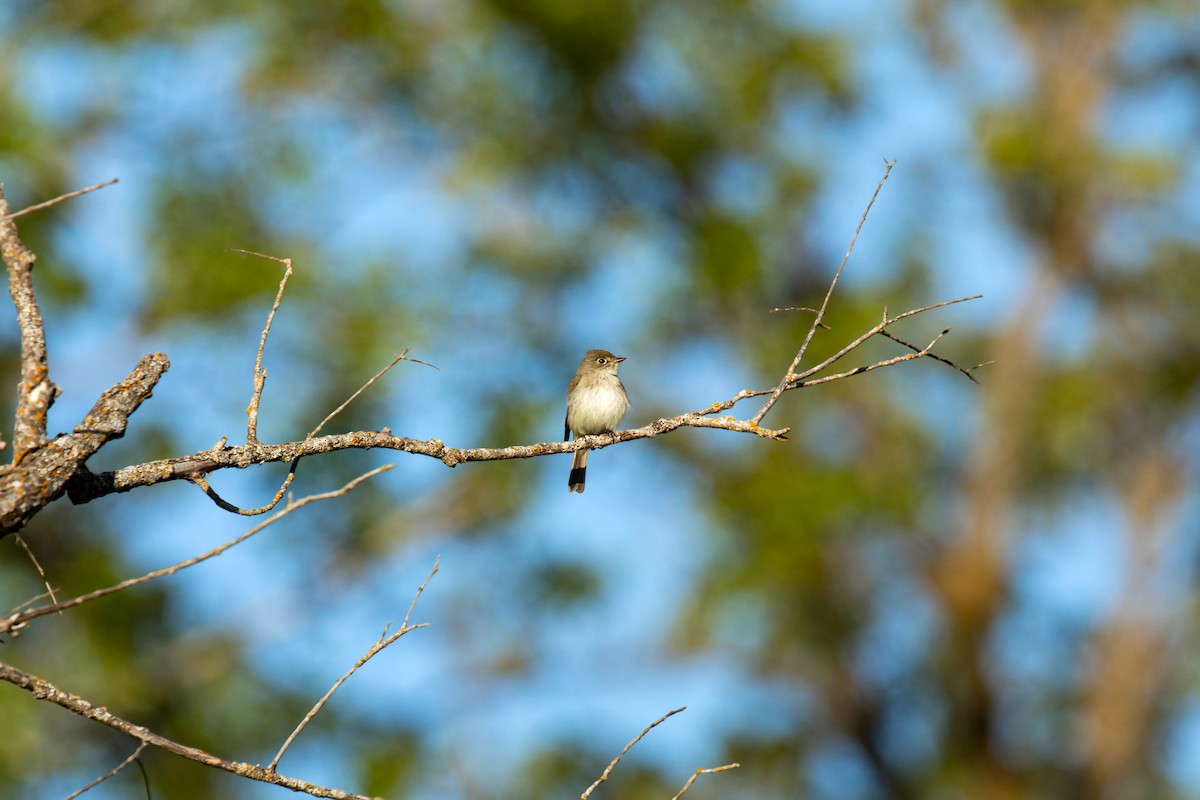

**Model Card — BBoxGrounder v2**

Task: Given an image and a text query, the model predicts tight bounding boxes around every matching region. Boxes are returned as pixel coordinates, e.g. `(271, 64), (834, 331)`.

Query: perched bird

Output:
(564, 349), (630, 493)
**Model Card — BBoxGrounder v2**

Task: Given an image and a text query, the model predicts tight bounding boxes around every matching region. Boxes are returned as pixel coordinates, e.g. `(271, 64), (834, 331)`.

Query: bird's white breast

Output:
(567, 376), (630, 435)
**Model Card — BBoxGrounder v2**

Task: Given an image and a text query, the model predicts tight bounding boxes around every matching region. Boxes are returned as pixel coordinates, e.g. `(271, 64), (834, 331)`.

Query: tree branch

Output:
(61, 289), (981, 511)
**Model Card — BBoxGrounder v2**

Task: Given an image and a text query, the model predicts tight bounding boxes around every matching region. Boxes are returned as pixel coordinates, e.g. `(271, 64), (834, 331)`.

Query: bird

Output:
(564, 349), (630, 493)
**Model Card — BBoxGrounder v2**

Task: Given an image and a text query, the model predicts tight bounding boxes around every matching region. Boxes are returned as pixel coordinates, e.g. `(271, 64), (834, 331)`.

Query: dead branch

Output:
(0, 661), (378, 800)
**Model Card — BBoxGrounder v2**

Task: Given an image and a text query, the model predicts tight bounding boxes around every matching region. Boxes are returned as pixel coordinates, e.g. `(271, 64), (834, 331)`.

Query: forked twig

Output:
(62, 742), (147, 800)
(268, 557), (440, 772)
(0, 466), (393, 637)
(752, 158), (895, 426)
(581, 707), (686, 799)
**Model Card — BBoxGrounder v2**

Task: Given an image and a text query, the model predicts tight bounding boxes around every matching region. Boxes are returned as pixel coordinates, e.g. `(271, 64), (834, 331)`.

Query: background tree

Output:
(1, 1), (1198, 798)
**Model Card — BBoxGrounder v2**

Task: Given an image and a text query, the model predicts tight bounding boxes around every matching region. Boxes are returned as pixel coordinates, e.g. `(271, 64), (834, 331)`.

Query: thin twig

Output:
(0, 466), (392, 637)
(133, 757), (151, 800)
(12, 534), (59, 610)
(308, 349), (439, 440)
(878, 329), (991, 383)
(671, 763), (741, 800)
(0, 661), (376, 800)
(269, 557), (440, 772)
(752, 159), (895, 426)
(0, 178), (119, 222)
(232, 249), (293, 444)
(581, 707), (686, 800)
(62, 742), (147, 800)
(3, 588), (56, 620)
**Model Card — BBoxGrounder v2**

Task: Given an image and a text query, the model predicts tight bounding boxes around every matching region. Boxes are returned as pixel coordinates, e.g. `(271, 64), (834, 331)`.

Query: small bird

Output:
(565, 349), (630, 493)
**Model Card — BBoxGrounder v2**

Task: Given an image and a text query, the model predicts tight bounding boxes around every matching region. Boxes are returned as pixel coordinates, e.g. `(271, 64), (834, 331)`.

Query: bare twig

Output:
(0, 661), (377, 800)
(62, 742), (147, 800)
(1, 466), (392, 637)
(12, 534), (59, 611)
(752, 159), (895, 426)
(234, 250), (293, 444)
(269, 557), (440, 772)
(308, 349), (439, 440)
(581, 707), (686, 800)
(671, 763), (741, 800)
(0, 178), (119, 222)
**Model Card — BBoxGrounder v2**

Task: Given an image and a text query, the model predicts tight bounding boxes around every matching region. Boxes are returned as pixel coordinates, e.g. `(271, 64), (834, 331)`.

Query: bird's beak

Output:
(614, 356), (627, 363)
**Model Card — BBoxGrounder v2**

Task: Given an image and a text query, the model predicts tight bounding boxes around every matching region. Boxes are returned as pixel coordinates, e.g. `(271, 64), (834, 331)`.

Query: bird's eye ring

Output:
(597, 357), (607, 365)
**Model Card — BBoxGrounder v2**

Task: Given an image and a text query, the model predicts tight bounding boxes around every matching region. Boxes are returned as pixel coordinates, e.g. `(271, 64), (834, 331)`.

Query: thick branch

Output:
(0, 661), (377, 800)
(1, 353), (169, 534)
(2, 185), (59, 461)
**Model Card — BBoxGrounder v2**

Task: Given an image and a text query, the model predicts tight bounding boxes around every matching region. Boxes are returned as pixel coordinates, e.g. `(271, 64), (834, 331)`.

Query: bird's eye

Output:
(596, 357), (607, 365)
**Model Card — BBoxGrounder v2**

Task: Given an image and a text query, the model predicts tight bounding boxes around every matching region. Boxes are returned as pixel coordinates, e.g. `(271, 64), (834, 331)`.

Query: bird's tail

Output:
(568, 450), (588, 493)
